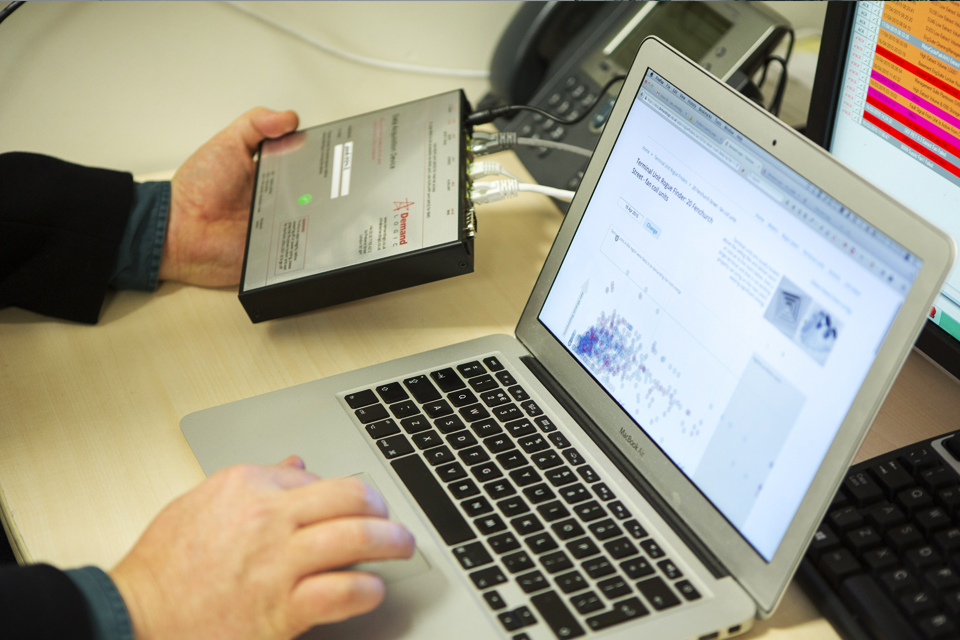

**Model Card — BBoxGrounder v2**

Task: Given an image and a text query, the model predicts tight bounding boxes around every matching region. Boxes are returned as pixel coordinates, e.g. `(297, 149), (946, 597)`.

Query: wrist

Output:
(109, 558), (163, 640)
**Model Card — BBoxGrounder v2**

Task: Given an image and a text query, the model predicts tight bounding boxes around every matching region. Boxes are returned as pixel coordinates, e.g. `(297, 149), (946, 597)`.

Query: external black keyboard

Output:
(343, 354), (703, 639)
(798, 431), (960, 640)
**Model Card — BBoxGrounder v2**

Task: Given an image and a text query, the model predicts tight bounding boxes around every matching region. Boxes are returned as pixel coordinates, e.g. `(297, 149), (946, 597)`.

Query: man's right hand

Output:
(109, 456), (415, 640)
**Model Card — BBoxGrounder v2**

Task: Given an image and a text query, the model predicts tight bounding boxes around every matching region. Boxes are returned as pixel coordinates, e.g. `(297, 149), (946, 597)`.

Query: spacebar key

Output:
(530, 590), (585, 639)
(391, 455), (476, 546)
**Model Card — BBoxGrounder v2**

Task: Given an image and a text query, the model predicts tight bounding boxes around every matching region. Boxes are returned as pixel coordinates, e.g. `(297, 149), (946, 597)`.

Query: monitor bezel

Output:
(804, 1), (960, 382)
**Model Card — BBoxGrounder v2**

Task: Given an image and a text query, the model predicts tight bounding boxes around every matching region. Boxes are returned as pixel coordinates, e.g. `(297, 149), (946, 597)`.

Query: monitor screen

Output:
(538, 69), (919, 560)
(810, 2), (960, 370)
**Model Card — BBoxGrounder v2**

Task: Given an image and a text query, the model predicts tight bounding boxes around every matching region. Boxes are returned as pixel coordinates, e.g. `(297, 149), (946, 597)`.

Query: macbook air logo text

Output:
(619, 427), (644, 457)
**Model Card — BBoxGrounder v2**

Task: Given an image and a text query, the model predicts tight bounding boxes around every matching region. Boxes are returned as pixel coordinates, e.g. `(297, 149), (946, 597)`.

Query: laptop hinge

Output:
(520, 355), (728, 580)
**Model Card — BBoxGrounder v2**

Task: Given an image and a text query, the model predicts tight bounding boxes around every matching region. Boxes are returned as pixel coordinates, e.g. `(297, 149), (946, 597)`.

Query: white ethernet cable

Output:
(468, 161), (519, 182)
(470, 131), (592, 158)
(223, 1), (489, 79)
(471, 179), (575, 205)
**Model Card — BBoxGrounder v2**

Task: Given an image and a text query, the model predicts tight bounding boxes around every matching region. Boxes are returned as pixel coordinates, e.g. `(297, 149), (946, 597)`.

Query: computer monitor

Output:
(807, 2), (960, 379)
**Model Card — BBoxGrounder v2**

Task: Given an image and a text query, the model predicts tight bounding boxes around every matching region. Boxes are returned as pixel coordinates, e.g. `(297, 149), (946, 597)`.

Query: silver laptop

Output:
(181, 37), (955, 640)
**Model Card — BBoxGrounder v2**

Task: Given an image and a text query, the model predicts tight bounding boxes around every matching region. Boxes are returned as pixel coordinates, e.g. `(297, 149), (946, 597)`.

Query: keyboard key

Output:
(469, 375), (499, 392)
(605, 537), (638, 559)
(538, 501), (570, 522)
(482, 356), (504, 371)
(829, 506), (865, 532)
(471, 462), (503, 482)
(483, 590), (506, 610)
(519, 434), (550, 454)
(513, 606), (536, 628)
(866, 502), (906, 532)
(480, 389), (511, 407)
(540, 550), (574, 574)
(916, 507), (952, 536)
(573, 501), (605, 522)
(355, 404), (389, 424)
(846, 526), (883, 554)
(412, 430), (443, 450)
(623, 519), (648, 539)
(470, 566), (507, 590)
(863, 546), (898, 574)
(845, 471), (886, 507)
(523, 483), (556, 504)
(508, 385), (530, 401)
(530, 591), (585, 639)
(609, 501), (631, 520)
(490, 533), (522, 556)
(577, 465), (600, 483)
(657, 559), (683, 580)
(424, 446), (455, 466)
(453, 541), (492, 569)
(503, 549), (535, 572)
(925, 566), (960, 595)
(497, 450), (527, 470)
(403, 375), (442, 403)
(391, 455), (475, 545)
(567, 537), (600, 559)
(872, 459), (915, 495)
(471, 419), (503, 438)
(589, 519), (622, 541)
(593, 483), (615, 501)
(485, 480), (516, 500)
(570, 591), (604, 615)
(493, 404), (524, 423)
(621, 556), (655, 579)
(818, 549), (863, 587)
(400, 415), (432, 434)
(424, 400), (454, 419)
(556, 570), (588, 594)
(434, 415), (467, 434)
(636, 577), (681, 610)
(533, 416), (557, 432)
(449, 479), (480, 499)
(532, 451), (563, 469)
(447, 389), (478, 408)
(585, 597), (648, 630)
(497, 610), (522, 632)
(512, 514), (544, 536)
(902, 446), (940, 474)
(545, 467), (577, 487)
(463, 496), (493, 517)
(476, 513), (507, 535)
(509, 466), (542, 487)
(375, 434), (414, 459)
(520, 400), (543, 417)
(675, 580), (701, 601)
(459, 446), (491, 466)
(639, 539), (665, 559)
(365, 418), (400, 439)
(837, 574), (920, 640)
(517, 570), (549, 593)
(430, 367), (466, 392)
(437, 462), (467, 482)
(559, 484), (591, 504)
(921, 465), (957, 494)
(446, 430), (477, 450)
(880, 568), (918, 596)
(552, 518), (585, 541)
(526, 532), (559, 555)
(485, 435), (516, 454)
(460, 403), (491, 422)
(938, 486), (960, 514)
(598, 576), (632, 600)
(375, 382), (408, 404)
(919, 614), (956, 639)
(562, 448), (586, 466)
(548, 433), (570, 449)
(344, 389), (377, 408)
(583, 555), (616, 578)
(934, 527), (960, 556)
(505, 419), (537, 438)
(457, 361), (486, 378)
(498, 497), (530, 517)
(495, 370), (517, 386)
(886, 523), (925, 554)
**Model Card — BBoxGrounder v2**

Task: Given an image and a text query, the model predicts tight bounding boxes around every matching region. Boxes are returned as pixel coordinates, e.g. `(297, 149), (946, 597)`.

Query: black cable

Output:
(768, 29), (795, 117)
(0, 1), (24, 26)
(467, 74), (628, 127)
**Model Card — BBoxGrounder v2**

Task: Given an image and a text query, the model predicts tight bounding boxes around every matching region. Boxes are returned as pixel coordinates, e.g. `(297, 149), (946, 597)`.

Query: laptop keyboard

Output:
(343, 355), (702, 639)
(798, 431), (960, 640)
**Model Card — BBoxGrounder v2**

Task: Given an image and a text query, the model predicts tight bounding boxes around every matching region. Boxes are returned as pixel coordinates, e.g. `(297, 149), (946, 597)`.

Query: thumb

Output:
(233, 107), (300, 155)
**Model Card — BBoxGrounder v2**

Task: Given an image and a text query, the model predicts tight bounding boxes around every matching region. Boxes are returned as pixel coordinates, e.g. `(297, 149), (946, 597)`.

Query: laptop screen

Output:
(538, 69), (922, 561)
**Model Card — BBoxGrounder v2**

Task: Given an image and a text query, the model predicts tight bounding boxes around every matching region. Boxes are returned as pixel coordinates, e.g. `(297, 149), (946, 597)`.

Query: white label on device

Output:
(330, 143), (343, 199)
(340, 141), (353, 197)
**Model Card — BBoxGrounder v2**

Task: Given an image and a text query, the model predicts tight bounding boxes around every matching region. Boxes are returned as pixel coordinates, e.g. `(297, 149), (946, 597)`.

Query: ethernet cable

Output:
(471, 131), (593, 158)
(468, 161), (519, 182)
(471, 179), (575, 205)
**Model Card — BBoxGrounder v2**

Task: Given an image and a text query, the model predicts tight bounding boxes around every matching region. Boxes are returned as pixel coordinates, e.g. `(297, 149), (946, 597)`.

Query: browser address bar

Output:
(642, 94), (741, 173)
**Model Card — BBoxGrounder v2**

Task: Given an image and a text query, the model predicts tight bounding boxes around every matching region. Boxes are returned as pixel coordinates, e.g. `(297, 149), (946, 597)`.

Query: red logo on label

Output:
(394, 200), (414, 246)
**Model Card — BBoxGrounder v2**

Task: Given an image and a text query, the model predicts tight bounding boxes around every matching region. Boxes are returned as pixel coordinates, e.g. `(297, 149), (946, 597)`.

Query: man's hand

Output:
(159, 108), (299, 287)
(109, 456), (415, 640)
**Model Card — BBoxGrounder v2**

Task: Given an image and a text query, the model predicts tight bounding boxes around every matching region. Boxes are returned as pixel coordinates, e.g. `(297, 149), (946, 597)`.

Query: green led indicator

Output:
(298, 194), (313, 205)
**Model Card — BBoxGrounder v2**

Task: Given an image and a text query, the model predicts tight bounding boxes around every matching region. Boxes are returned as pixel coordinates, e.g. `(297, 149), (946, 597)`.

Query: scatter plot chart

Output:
(566, 279), (735, 473)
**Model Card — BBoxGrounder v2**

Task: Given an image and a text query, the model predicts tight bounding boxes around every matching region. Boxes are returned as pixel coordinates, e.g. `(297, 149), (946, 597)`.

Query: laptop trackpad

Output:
(347, 472), (431, 584)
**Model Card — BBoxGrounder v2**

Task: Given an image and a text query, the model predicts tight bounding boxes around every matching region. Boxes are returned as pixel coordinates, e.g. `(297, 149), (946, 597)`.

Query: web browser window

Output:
(539, 70), (920, 560)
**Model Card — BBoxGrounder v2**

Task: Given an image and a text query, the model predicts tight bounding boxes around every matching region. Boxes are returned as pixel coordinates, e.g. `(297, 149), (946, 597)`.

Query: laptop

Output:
(181, 37), (955, 640)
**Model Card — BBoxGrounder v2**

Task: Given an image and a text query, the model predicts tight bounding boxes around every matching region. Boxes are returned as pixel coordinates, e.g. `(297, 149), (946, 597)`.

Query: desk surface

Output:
(3, 3), (958, 640)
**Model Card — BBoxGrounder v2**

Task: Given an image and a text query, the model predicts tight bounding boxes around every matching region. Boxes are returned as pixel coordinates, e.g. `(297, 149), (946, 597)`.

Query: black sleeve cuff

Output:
(0, 563), (94, 640)
(0, 152), (134, 324)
